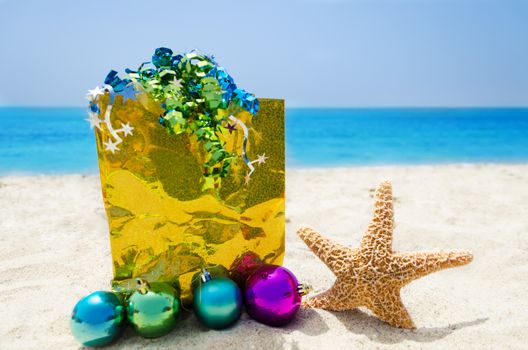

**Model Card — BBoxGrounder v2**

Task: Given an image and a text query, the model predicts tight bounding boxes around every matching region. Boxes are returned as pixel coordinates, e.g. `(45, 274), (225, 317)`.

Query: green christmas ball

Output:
(127, 279), (181, 338)
(193, 270), (242, 329)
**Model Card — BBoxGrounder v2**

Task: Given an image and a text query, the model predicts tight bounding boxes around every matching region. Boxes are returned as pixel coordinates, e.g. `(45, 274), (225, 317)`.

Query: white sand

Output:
(1, 164), (527, 349)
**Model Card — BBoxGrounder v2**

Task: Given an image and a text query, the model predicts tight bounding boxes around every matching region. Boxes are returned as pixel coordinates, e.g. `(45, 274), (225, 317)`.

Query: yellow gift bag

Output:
(87, 49), (285, 303)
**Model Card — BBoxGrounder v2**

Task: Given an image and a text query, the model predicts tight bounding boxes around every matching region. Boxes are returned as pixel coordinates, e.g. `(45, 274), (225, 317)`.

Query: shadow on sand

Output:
(99, 307), (486, 349)
(332, 309), (488, 344)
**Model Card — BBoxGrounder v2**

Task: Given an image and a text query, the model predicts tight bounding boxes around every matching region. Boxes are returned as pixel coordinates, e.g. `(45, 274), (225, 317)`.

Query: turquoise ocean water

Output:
(0, 107), (527, 174)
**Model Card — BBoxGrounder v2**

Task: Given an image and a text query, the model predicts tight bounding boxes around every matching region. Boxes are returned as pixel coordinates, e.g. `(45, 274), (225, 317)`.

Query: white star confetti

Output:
(103, 139), (119, 154)
(173, 77), (183, 90)
(121, 122), (134, 136)
(86, 84), (135, 155)
(86, 86), (105, 101)
(256, 153), (268, 165)
(85, 113), (102, 130)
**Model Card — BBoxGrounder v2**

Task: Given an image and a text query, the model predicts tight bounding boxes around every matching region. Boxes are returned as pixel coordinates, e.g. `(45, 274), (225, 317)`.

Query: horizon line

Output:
(1, 105), (528, 109)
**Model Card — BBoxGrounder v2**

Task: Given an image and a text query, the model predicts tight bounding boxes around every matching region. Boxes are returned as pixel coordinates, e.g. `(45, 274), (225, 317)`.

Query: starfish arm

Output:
(302, 282), (360, 311)
(360, 180), (394, 255)
(297, 225), (355, 277)
(367, 289), (416, 329)
(392, 250), (473, 285)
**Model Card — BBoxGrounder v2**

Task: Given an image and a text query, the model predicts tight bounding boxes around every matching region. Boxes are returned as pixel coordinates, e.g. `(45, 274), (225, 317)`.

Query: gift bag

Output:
(87, 49), (285, 303)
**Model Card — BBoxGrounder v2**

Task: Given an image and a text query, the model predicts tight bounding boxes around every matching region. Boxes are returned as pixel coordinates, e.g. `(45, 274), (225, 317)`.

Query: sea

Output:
(1, 107), (527, 174)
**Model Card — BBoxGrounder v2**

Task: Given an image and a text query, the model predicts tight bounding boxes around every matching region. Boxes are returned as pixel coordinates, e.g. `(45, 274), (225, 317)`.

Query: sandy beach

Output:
(1, 164), (527, 349)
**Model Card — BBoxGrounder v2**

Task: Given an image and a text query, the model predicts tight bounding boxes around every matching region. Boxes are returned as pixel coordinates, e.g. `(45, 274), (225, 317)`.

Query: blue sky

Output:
(0, 0), (526, 107)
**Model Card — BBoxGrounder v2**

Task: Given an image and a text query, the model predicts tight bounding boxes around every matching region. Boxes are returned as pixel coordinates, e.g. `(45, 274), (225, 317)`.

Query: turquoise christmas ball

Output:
(193, 277), (242, 329)
(127, 281), (181, 338)
(70, 291), (124, 347)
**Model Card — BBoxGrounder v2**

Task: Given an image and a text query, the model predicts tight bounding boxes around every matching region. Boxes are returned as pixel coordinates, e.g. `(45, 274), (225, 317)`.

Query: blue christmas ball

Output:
(193, 272), (242, 329)
(70, 291), (124, 347)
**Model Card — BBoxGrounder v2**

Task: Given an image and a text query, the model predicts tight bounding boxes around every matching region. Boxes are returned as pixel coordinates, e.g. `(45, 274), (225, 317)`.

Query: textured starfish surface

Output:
(297, 181), (473, 329)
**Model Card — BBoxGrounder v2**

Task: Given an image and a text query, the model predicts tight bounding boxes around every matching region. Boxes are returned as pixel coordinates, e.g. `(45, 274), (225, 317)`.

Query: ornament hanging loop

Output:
(297, 283), (313, 297)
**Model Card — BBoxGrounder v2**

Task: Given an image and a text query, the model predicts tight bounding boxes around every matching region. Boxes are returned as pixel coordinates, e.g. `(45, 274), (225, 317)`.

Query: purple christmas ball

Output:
(244, 265), (301, 327)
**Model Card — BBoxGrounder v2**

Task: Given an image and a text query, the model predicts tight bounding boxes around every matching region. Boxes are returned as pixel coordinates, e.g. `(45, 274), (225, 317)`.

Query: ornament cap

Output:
(136, 278), (150, 294)
(201, 268), (212, 283)
(297, 283), (313, 297)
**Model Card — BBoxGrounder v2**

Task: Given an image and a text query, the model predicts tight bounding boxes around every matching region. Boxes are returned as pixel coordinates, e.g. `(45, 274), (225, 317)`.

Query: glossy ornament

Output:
(229, 252), (265, 289)
(245, 265), (311, 327)
(127, 279), (181, 338)
(193, 269), (243, 329)
(70, 291), (124, 347)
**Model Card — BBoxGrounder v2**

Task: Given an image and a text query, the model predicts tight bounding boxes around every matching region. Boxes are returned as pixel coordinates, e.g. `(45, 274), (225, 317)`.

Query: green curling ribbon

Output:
(125, 48), (258, 182)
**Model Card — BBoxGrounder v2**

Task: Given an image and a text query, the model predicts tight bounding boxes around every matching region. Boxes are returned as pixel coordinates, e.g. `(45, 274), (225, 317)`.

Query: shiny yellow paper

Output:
(94, 93), (285, 303)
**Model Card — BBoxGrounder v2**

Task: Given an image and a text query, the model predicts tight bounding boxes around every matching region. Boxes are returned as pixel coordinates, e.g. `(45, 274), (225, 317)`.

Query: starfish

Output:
(297, 180), (473, 329)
